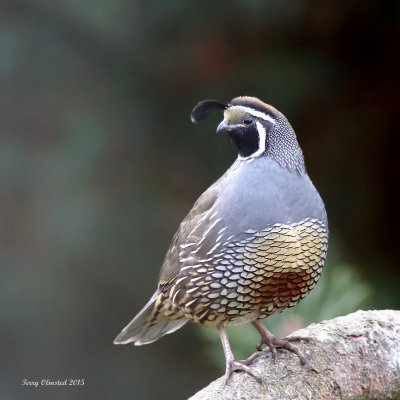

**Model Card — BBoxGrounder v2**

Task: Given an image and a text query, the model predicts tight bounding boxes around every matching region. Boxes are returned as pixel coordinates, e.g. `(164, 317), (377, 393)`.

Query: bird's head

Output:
(191, 96), (305, 172)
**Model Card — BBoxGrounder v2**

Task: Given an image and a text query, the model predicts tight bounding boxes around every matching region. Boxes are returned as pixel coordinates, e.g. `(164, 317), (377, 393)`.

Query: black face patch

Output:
(229, 125), (260, 158)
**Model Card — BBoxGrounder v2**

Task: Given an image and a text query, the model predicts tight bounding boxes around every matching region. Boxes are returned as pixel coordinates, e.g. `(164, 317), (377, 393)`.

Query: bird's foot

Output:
(224, 358), (266, 386)
(256, 332), (310, 366)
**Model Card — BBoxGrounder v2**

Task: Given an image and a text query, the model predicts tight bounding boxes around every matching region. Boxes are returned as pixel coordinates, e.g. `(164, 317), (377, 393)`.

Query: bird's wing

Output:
(158, 180), (221, 289)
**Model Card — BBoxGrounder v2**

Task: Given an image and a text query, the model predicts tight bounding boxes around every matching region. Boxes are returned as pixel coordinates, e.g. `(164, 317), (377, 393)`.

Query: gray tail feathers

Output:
(113, 291), (188, 346)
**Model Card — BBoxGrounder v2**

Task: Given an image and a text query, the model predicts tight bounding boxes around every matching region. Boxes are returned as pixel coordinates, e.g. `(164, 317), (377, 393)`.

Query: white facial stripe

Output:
(239, 121), (266, 160)
(229, 105), (275, 124)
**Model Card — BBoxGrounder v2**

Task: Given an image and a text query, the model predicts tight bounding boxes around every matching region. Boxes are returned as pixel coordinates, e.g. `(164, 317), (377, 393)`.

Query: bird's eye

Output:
(243, 116), (254, 125)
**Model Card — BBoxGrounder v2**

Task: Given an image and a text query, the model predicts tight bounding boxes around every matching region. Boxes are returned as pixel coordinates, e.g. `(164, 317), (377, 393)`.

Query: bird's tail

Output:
(113, 291), (187, 346)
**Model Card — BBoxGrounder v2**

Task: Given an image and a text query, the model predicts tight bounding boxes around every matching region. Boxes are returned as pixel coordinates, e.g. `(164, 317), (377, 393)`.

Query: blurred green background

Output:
(1, 1), (398, 399)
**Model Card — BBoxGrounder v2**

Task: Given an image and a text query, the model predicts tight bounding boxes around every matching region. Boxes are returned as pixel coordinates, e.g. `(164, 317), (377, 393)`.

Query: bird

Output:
(114, 96), (328, 384)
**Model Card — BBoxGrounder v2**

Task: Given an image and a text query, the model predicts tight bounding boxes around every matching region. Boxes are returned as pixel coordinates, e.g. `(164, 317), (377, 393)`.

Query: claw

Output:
(257, 338), (278, 361)
(217, 322), (314, 387)
(252, 321), (311, 366)
(243, 351), (265, 365)
(218, 326), (267, 387)
(224, 359), (266, 386)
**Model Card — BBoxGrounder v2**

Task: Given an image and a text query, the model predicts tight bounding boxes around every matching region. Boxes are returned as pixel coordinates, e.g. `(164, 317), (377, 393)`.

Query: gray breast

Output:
(215, 157), (327, 238)
(167, 156), (328, 326)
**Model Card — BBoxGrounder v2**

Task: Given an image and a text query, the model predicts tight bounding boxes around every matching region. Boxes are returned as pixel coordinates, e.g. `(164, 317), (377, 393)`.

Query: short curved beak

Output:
(216, 120), (231, 134)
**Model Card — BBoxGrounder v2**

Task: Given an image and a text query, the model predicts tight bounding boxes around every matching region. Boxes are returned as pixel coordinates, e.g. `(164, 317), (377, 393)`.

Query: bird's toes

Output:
(224, 360), (266, 387)
(242, 350), (266, 365)
(258, 335), (311, 366)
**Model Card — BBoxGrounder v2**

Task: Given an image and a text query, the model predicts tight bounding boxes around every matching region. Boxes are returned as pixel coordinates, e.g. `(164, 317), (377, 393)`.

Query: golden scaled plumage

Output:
(151, 219), (327, 327)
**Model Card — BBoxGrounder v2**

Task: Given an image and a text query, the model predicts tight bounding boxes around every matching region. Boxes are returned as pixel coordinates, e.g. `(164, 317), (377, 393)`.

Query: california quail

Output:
(114, 96), (328, 383)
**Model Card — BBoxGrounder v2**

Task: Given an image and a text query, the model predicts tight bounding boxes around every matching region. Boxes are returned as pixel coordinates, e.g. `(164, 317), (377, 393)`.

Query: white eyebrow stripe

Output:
(229, 105), (275, 124)
(239, 121), (266, 160)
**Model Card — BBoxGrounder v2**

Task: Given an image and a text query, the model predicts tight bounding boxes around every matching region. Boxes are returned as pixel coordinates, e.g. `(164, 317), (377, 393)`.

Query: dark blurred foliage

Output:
(0, 1), (399, 399)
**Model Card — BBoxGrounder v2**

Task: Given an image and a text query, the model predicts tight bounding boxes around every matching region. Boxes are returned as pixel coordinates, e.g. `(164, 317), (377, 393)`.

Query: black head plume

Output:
(190, 99), (227, 124)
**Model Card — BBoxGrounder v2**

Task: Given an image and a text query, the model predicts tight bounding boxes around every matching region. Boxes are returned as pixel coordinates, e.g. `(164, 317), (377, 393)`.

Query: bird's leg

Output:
(217, 326), (265, 386)
(251, 320), (309, 365)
